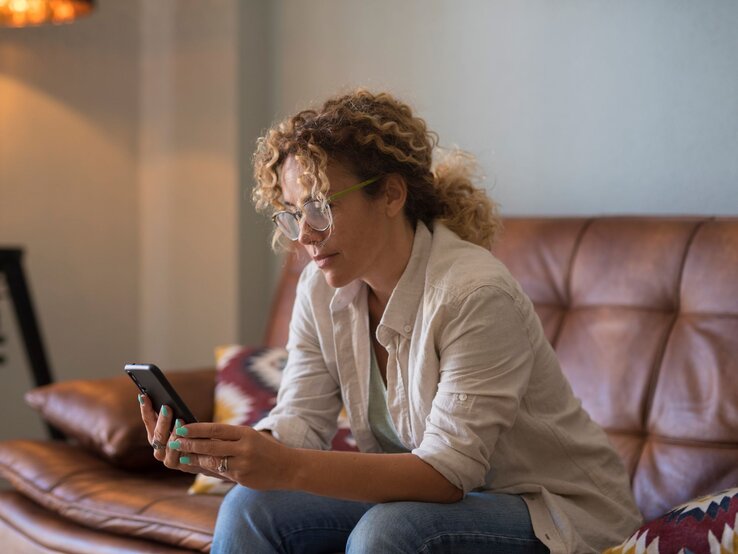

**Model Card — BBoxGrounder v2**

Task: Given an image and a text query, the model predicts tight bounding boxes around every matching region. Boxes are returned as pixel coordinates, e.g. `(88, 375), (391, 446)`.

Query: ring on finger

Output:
(151, 439), (165, 450)
(217, 456), (229, 473)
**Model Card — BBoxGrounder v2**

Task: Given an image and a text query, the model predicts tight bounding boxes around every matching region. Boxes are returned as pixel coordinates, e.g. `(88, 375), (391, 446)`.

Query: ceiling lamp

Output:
(0, 0), (94, 27)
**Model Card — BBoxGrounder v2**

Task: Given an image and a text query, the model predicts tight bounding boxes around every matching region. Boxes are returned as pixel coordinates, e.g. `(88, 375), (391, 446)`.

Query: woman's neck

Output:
(364, 219), (415, 312)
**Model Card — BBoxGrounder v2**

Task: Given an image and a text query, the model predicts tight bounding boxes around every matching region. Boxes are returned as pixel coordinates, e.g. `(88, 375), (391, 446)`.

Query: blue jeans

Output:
(212, 486), (549, 553)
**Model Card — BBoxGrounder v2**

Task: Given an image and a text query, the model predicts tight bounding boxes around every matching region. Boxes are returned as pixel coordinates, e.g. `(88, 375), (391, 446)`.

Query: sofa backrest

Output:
(263, 250), (307, 349)
(493, 217), (738, 521)
(264, 217), (738, 522)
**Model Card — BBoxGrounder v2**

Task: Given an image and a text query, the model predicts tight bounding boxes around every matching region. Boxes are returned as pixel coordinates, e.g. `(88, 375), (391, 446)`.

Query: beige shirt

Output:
(255, 222), (642, 553)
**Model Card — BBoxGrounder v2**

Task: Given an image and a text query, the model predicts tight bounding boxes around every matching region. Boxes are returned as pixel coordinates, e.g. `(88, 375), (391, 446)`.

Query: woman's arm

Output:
(288, 449), (463, 503)
(254, 267), (344, 449)
(172, 423), (462, 504)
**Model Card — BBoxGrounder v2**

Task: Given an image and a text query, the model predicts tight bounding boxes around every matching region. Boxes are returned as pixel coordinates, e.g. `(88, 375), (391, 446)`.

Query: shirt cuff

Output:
(412, 434), (488, 494)
(252, 415), (312, 449)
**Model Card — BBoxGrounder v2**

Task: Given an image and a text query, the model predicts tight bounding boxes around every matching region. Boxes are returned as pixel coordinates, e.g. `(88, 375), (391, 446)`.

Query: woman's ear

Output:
(382, 174), (407, 218)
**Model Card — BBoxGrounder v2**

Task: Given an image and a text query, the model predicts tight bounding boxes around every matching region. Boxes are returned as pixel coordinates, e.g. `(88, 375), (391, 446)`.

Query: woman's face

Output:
(279, 156), (391, 289)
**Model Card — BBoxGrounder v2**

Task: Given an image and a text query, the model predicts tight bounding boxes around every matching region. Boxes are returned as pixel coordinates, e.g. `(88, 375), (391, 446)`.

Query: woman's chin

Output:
(319, 267), (352, 289)
(322, 272), (345, 288)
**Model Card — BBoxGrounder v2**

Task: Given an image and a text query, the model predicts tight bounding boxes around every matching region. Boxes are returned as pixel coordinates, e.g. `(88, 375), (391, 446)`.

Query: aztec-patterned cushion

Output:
(188, 345), (356, 494)
(604, 487), (738, 554)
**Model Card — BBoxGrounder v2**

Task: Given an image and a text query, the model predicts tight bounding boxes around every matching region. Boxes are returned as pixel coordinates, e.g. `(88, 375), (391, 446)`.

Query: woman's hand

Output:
(138, 394), (229, 480)
(166, 422), (292, 490)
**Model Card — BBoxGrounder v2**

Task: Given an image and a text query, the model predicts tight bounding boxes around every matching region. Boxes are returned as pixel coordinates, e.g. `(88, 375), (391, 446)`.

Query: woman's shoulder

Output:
(427, 223), (521, 302)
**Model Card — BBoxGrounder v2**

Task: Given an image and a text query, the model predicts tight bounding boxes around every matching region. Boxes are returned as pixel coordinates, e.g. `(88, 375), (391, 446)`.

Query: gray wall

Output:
(238, 0), (275, 346)
(138, 1), (241, 369)
(272, 0), (738, 215)
(0, 1), (141, 443)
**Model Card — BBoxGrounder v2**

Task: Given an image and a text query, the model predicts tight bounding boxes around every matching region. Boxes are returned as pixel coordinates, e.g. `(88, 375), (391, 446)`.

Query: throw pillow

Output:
(24, 368), (215, 469)
(604, 486), (738, 554)
(188, 345), (356, 494)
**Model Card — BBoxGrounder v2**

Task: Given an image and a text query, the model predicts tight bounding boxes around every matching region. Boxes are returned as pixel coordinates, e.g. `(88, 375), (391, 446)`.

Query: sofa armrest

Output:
(25, 368), (216, 469)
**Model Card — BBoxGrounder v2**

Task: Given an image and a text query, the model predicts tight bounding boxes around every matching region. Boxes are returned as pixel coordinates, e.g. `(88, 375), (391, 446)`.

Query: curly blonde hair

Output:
(252, 89), (501, 250)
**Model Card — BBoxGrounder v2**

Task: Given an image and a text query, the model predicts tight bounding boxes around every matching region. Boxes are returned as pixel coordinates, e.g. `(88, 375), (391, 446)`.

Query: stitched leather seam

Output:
(605, 429), (738, 449)
(640, 218), (708, 427)
(553, 218), (593, 349)
(631, 218), (712, 484)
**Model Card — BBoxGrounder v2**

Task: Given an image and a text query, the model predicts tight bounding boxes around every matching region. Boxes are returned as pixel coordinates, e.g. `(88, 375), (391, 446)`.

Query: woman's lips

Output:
(313, 253), (337, 268)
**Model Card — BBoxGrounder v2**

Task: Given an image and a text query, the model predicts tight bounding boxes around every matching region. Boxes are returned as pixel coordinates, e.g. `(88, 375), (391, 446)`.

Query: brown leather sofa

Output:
(1, 216), (736, 553)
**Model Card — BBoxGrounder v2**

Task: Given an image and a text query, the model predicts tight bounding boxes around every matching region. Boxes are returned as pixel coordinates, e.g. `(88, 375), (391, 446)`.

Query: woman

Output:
(140, 90), (641, 553)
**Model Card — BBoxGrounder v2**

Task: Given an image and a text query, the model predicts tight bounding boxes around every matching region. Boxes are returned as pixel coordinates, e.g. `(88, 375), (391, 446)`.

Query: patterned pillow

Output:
(188, 345), (356, 494)
(604, 487), (738, 554)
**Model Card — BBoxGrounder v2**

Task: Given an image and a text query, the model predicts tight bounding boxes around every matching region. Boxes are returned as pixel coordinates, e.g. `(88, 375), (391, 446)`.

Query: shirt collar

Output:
(379, 221), (431, 339)
(329, 221), (432, 339)
(329, 279), (363, 313)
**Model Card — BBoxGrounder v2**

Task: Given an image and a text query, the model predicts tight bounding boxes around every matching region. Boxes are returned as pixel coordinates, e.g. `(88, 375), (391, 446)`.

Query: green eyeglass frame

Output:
(272, 175), (382, 240)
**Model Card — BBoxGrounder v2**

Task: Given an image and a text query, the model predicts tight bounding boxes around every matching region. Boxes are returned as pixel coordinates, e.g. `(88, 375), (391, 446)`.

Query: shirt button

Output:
(458, 393), (468, 402)
(403, 324), (412, 333)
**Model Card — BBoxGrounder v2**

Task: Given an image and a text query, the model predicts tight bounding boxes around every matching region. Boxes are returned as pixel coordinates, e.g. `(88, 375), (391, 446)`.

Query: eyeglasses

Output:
(272, 175), (381, 241)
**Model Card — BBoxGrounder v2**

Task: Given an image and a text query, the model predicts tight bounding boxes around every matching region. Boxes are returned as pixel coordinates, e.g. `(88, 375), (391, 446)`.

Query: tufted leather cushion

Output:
(493, 217), (738, 522)
(24, 369), (216, 469)
(0, 490), (191, 553)
(0, 440), (220, 551)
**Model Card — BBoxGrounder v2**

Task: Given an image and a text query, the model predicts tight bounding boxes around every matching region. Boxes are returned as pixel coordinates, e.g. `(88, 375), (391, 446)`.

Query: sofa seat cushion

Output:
(0, 490), (192, 553)
(0, 440), (221, 552)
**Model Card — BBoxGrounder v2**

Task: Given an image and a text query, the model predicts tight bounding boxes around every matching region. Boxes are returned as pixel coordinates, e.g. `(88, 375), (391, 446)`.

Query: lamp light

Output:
(0, 0), (94, 27)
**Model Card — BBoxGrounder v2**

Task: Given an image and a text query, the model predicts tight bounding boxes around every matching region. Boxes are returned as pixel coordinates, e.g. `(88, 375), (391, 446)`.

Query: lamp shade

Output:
(0, 0), (94, 27)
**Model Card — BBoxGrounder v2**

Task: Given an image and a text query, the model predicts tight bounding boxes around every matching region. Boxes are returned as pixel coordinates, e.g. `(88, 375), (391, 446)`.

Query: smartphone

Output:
(124, 363), (198, 424)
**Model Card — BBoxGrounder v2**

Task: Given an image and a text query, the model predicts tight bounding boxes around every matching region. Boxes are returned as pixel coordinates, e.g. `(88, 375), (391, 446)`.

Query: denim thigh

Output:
(347, 492), (549, 554)
(211, 486), (372, 554)
(212, 486), (547, 554)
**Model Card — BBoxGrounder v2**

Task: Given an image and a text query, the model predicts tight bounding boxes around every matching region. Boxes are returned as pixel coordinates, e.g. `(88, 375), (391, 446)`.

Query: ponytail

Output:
(432, 149), (502, 249)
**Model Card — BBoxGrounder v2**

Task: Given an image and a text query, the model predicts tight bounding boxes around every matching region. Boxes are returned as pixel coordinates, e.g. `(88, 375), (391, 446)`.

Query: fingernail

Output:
(175, 419), (184, 429)
(176, 426), (188, 436)
(161, 406), (169, 417)
(138, 394), (144, 405)
(179, 456), (190, 464)
(168, 440), (181, 450)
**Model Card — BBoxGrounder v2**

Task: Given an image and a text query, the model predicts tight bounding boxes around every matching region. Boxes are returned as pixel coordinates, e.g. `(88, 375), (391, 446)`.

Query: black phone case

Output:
(124, 363), (198, 424)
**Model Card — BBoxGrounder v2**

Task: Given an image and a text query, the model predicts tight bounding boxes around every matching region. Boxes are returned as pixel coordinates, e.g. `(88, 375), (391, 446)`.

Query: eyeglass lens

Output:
(274, 200), (331, 240)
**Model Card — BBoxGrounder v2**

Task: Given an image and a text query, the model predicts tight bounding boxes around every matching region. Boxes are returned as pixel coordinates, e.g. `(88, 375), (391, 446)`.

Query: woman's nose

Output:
(297, 217), (325, 245)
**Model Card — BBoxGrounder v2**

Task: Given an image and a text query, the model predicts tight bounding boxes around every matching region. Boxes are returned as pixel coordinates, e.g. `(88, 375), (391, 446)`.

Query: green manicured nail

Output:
(138, 394), (144, 405)
(160, 406), (169, 417)
(175, 419), (184, 429)
(179, 456), (190, 464)
(176, 426), (188, 436)
(168, 440), (181, 450)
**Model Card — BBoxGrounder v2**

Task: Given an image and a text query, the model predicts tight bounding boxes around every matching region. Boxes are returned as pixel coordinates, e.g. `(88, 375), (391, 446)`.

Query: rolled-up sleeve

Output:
(412, 286), (535, 493)
(253, 267), (343, 450)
